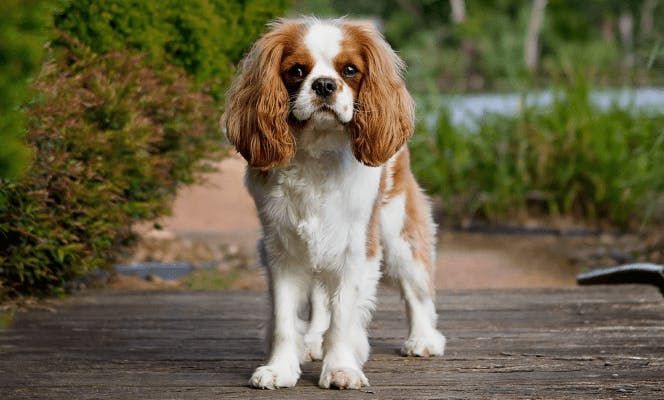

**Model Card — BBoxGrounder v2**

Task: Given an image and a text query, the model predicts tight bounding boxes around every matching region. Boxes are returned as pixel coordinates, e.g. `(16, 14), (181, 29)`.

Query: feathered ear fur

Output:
(345, 22), (415, 167)
(221, 21), (300, 170)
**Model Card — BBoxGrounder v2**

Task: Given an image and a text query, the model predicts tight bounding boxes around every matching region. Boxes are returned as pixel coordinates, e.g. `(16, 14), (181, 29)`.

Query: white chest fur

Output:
(246, 149), (381, 271)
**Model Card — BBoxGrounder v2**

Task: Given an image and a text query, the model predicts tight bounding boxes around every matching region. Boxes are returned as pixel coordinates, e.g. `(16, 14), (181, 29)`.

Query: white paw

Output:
(248, 365), (300, 389)
(401, 329), (446, 357)
(302, 334), (324, 361)
(319, 367), (369, 389)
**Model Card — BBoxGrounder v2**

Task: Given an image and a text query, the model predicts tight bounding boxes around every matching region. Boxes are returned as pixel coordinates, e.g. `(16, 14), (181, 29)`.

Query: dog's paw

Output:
(302, 334), (324, 361)
(401, 329), (446, 357)
(319, 367), (369, 389)
(249, 365), (299, 389)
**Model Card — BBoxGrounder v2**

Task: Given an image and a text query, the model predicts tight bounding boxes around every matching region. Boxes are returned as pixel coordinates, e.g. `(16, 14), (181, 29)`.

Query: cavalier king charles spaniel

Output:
(222, 17), (446, 390)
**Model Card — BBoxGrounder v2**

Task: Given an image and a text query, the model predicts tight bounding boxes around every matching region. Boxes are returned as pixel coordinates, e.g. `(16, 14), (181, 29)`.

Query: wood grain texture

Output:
(1, 285), (663, 399)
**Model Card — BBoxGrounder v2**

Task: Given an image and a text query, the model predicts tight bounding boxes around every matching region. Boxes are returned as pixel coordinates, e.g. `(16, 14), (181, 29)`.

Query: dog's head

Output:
(222, 17), (414, 170)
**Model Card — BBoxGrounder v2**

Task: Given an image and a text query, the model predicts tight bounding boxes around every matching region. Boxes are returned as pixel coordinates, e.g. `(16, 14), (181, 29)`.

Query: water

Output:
(115, 262), (194, 280)
(434, 87), (664, 128)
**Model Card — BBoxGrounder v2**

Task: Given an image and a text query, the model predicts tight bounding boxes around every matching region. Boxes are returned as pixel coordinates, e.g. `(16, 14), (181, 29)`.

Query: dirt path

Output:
(143, 154), (589, 289)
(437, 232), (583, 288)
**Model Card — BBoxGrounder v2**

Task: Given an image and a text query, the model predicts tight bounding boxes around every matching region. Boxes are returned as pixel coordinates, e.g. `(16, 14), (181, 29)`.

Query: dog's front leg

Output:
(249, 262), (306, 389)
(318, 262), (380, 389)
(303, 282), (329, 361)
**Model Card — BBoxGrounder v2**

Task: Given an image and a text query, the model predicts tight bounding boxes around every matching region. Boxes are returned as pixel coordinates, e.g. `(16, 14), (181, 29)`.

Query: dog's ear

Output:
(345, 22), (414, 167)
(221, 21), (299, 170)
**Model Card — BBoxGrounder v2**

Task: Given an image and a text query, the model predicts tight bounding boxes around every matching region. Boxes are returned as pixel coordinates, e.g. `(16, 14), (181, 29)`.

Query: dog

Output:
(221, 17), (446, 390)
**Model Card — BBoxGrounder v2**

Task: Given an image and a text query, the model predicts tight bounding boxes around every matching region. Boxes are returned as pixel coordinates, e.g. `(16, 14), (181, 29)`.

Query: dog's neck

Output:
(291, 115), (353, 164)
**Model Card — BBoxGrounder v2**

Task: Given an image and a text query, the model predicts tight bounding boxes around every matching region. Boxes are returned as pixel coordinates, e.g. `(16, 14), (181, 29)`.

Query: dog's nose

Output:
(312, 78), (337, 98)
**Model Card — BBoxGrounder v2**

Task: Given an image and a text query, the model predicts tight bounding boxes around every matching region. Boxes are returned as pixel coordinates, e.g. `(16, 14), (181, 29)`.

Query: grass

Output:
(183, 269), (241, 290)
(0, 308), (15, 329)
(411, 76), (664, 229)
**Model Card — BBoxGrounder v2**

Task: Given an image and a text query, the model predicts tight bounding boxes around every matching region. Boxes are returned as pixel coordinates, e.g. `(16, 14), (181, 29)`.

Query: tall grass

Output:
(411, 77), (664, 229)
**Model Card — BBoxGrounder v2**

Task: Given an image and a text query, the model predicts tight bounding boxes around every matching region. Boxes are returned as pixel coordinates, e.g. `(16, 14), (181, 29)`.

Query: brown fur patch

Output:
(388, 149), (436, 293)
(341, 21), (415, 167)
(280, 42), (315, 95)
(221, 21), (306, 170)
(366, 166), (388, 259)
(333, 40), (365, 98)
(366, 148), (435, 294)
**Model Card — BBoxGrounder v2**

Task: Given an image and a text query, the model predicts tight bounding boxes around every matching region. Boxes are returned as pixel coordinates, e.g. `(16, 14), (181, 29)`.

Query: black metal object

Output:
(577, 263), (664, 295)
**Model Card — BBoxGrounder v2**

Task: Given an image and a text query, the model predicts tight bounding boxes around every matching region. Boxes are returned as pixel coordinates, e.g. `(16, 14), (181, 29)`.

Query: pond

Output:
(433, 87), (664, 128)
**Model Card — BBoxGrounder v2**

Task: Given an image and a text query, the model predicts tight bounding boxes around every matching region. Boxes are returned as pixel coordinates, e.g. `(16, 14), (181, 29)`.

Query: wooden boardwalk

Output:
(1, 285), (663, 399)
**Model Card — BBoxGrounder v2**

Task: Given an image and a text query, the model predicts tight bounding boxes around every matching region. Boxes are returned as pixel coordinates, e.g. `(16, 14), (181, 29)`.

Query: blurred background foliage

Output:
(1, 0), (663, 297)
(293, 0), (664, 229)
(411, 78), (664, 228)
(0, 0), (54, 179)
(1, 0), (288, 298)
(53, 0), (290, 100)
(293, 0), (664, 92)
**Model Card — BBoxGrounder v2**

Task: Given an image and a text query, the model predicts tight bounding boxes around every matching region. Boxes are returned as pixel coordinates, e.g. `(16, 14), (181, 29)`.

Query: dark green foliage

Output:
(293, 1), (664, 229)
(0, 0), (53, 178)
(0, 38), (222, 297)
(53, 0), (290, 99)
(0, 0), (289, 298)
(293, 0), (664, 92)
(411, 77), (664, 228)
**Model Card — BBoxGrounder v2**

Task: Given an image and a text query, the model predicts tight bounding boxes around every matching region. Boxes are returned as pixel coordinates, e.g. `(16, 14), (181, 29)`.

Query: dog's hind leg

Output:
(380, 188), (446, 357)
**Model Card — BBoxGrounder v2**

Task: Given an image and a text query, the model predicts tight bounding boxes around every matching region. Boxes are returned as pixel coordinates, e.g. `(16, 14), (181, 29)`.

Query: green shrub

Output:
(0, 37), (221, 297)
(0, 0), (289, 298)
(293, 1), (664, 91)
(0, 0), (53, 179)
(411, 77), (664, 228)
(53, 0), (290, 100)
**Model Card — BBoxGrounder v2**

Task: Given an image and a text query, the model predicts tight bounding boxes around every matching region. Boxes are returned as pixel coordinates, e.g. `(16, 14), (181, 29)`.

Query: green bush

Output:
(0, 37), (221, 297)
(0, 0), (289, 298)
(411, 77), (664, 228)
(293, 0), (664, 92)
(53, 0), (290, 100)
(0, 0), (53, 179)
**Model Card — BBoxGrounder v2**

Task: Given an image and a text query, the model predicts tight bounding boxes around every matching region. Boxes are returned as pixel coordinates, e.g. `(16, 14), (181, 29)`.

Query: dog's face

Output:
(222, 18), (414, 170)
(283, 22), (359, 126)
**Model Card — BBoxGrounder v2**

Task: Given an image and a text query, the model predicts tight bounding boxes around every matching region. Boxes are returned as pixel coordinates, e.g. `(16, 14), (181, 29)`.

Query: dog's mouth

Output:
(314, 105), (340, 119)
(290, 104), (346, 127)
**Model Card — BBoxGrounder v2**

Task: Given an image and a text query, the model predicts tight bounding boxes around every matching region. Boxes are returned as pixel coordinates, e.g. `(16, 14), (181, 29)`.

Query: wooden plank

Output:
(1, 285), (662, 399)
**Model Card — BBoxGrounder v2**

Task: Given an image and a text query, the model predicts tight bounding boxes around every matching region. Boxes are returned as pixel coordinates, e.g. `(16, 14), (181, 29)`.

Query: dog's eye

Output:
(341, 64), (358, 78)
(287, 65), (307, 79)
